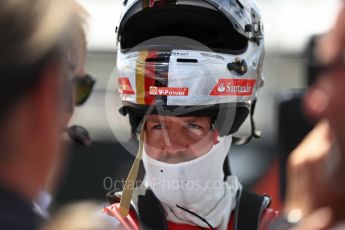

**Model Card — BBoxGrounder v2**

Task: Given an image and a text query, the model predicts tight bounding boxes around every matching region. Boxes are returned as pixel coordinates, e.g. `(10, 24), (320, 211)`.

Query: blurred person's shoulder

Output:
(44, 201), (121, 230)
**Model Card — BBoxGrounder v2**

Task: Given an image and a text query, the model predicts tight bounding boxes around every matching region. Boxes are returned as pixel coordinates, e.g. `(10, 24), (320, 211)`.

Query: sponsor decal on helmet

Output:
(200, 53), (225, 60)
(149, 0), (159, 7)
(171, 51), (189, 56)
(210, 79), (256, 96)
(118, 77), (135, 95)
(143, 0), (176, 8)
(149, 86), (188, 96)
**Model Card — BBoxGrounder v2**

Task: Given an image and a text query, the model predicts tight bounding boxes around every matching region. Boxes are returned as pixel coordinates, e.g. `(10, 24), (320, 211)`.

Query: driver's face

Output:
(144, 115), (217, 164)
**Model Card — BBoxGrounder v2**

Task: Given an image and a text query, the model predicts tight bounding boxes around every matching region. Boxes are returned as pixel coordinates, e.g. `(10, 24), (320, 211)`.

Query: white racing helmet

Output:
(115, 0), (265, 144)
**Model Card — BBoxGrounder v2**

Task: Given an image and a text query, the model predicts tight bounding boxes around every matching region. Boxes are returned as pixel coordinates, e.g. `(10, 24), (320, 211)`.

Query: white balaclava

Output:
(142, 135), (241, 229)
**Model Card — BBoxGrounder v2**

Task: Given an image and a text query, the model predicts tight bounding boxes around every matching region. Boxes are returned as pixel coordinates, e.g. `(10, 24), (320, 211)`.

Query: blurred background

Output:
(54, 0), (342, 211)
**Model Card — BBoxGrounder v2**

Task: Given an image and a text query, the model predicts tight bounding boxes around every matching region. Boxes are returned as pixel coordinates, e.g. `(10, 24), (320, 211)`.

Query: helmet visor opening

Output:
(120, 5), (248, 54)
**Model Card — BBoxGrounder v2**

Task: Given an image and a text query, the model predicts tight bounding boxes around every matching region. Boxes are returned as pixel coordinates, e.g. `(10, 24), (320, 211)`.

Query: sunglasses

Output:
(73, 73), (96, 106)
(306, 35), (345, 86)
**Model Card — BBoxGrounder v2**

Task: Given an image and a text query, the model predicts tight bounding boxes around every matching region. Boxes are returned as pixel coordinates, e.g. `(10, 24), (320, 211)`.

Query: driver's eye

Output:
(152, 124), (166, 130)
(187, 123), (202, 130)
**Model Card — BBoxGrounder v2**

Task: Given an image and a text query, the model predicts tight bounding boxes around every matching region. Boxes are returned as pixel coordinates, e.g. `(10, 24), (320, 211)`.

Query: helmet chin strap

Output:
(119, 121), (146, 218)
(232, 99), (261, 146)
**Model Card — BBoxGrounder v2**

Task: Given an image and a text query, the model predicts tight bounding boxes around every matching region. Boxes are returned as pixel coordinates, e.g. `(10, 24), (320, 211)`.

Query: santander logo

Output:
(210, 79), (256, 96)
(217, 83), (226, 93)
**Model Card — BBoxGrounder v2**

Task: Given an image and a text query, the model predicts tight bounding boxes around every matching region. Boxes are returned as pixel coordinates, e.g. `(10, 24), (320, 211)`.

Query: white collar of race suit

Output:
(142, 135), (242, 228)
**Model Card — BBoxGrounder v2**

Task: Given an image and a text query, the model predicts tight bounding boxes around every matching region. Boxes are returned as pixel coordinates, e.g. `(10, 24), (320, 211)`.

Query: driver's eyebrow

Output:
(146, 117), (205, 125)
(181, 118), (200, 123)
(146, 117), (161, 123)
